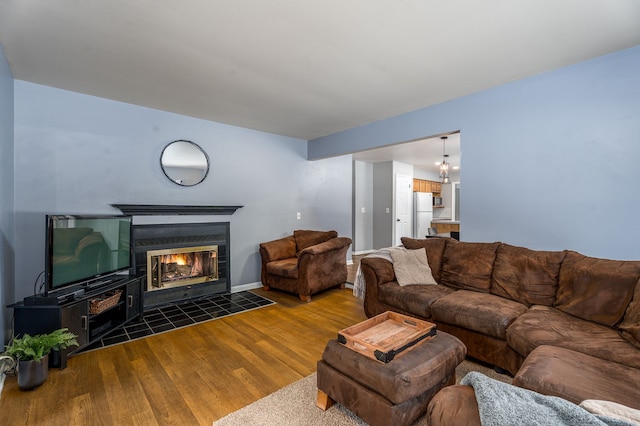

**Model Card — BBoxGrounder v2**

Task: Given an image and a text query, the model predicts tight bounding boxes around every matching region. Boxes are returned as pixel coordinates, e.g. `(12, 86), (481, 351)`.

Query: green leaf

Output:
(2, 328), (79, 361)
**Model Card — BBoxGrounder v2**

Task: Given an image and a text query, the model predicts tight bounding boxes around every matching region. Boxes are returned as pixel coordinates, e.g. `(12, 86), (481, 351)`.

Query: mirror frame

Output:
(160, 140), (210, 186)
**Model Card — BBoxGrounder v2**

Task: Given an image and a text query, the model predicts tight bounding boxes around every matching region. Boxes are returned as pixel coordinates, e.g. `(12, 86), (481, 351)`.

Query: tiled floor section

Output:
(82, 291), (275, 352)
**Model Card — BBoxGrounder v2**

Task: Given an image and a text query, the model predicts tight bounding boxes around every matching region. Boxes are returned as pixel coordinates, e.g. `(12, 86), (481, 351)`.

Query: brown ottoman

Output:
(513, 345), (640, 410)
(316, 331), (466, 426)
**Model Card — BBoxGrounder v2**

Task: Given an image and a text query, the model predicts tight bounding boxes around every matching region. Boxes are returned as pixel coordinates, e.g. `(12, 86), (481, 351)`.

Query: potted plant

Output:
(3, 328), (78, 390)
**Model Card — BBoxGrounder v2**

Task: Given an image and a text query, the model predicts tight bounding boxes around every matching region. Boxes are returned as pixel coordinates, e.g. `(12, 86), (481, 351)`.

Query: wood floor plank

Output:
(0, 288), (365, 425)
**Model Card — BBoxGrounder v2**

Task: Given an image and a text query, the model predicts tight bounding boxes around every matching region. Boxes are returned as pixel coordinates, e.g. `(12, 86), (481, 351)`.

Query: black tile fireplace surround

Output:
(132, 222), (231, 308)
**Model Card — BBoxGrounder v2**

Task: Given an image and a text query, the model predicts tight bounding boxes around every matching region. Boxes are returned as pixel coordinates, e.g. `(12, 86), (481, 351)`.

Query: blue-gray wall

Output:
(310, 45), (640, 260)
(11, 82), (352, 308)
(0, 45), (14, 344)
(353, 161), (373, 252)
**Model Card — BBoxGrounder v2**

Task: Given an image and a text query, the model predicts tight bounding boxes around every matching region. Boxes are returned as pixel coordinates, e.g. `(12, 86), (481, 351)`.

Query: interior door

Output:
(395, 174), (413, 246)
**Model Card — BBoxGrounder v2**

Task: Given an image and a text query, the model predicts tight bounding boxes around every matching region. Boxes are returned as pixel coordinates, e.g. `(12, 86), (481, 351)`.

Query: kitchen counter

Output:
(431, 220), (460, 234)
(432, 219), (460, 225)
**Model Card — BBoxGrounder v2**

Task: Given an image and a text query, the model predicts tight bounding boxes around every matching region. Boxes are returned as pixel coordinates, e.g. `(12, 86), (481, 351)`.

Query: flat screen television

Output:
(44, 215), (133, 295)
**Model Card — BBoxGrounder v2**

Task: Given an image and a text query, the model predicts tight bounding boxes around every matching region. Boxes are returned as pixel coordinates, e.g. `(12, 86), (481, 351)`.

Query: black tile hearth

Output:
(80, 291), (275, 352)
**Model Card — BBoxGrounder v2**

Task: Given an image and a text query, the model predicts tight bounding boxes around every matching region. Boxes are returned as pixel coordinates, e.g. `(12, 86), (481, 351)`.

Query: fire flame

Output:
(162, 253), (188, 265)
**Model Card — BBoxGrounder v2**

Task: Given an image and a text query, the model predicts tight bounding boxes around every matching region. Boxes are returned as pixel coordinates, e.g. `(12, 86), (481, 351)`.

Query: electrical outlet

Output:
(296, 212), (301, 220)
(361, 207), (365, 213)
(386, 208), (390, 213)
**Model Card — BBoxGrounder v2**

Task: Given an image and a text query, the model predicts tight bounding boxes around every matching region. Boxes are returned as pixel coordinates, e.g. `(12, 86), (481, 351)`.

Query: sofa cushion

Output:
(506, 305), (640, 369)
(580, 400), (640, 423)
(440, 242), (500, 293)
(513, 345), (640, 410)
(379, 282), (454, 320)
(555, 251), (640, 327)
(491, 244), (566, 306)
(265, 258), (299, 279)
(293, 229), (337, 252)
(401, 237), (448, 282)
(389, 248), (437, 286)
(618, 279), (640, 349)
(431, 290), (528, 339)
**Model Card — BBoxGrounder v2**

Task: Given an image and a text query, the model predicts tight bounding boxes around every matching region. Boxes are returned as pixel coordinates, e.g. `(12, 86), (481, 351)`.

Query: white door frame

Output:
(394, 174), (413, 246)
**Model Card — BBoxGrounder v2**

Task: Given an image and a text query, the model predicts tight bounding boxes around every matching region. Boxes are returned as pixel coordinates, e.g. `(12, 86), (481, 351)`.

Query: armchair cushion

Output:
(259, 235), (296, 262)
(265, 258), (299, 279)
(294, 229), (337, 253)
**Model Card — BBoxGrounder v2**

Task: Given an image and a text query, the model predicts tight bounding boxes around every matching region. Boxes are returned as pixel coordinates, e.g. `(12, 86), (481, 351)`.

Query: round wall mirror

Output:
(160, 140), (210, 186)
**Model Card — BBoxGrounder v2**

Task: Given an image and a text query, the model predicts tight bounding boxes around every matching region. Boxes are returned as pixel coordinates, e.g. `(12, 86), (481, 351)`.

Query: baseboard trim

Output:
(230, 281), (354, 293)
(231, 282), (262, 293)
(230, 281), (355, 292)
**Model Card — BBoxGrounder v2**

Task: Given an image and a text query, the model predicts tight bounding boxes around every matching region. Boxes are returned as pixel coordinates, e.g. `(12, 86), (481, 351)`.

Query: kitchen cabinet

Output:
(413, 178), (428, 193)
(413, 179), (441, 195)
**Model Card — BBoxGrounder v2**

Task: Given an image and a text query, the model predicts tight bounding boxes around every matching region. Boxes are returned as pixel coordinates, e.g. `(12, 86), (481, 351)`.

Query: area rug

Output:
(214, 359), (511, 425)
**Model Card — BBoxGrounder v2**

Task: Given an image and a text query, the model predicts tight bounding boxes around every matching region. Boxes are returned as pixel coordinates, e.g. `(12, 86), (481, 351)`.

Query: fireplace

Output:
(147, 245), (219, 291)
(132, 222), (230, 307)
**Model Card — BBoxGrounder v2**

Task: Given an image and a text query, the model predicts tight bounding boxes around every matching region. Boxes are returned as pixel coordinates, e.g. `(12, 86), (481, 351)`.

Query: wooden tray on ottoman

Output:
(337, 311), (437, 363)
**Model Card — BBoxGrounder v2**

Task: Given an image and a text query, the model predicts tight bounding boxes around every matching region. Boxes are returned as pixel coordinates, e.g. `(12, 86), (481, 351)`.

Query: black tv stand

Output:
(10, 275), (144, 369)
(25, 286), (86, 305)
(85, 279), (113, 289)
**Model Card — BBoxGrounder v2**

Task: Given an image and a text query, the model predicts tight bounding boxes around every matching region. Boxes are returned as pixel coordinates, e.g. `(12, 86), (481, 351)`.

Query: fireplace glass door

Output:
(147, 245), (218, 291)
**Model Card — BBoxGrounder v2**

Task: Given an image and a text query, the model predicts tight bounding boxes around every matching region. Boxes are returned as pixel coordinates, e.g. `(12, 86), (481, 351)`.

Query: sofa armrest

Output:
(360, 257), (396, 285)
(426, 385), (481, 426)
(360, 257), (396, 317)
(259, 235), (297, 263)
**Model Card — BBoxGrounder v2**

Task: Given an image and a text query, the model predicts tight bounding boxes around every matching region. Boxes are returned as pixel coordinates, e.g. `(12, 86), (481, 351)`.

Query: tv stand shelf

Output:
(11, 275), (144, 369)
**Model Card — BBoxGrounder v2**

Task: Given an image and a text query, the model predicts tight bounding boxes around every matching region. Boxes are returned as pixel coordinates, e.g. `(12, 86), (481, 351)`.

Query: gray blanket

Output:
(352, 249), (393, 299)
(460, 372), (634, 426)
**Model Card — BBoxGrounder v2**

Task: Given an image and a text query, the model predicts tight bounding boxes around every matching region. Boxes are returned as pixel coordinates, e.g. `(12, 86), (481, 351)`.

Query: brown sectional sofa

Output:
(360, 237), (640, 407)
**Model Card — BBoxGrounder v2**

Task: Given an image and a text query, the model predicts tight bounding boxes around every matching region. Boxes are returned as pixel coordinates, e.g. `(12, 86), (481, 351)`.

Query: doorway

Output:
(395, 174), (413, 246)
(351, 131), (461, 250)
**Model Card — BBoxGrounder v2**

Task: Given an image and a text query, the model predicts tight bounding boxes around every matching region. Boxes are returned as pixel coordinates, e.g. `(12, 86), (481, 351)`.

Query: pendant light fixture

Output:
(439, 136), (451, 184)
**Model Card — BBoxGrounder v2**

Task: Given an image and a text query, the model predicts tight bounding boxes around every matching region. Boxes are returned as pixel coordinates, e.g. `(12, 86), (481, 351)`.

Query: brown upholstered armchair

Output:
(259, 230), (352, 302)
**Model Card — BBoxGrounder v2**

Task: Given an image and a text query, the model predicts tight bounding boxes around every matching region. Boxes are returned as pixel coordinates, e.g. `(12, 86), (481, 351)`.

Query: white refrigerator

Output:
(413, 192), (433, 239)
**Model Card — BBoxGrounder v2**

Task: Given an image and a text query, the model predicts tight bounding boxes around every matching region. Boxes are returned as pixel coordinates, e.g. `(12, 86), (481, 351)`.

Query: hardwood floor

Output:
(0, 288), (366, 425)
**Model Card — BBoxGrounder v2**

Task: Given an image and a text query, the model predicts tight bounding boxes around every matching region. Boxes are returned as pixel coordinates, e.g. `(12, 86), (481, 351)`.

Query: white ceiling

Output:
(352, 133), (461, 177)
(1, 1), (639, 141)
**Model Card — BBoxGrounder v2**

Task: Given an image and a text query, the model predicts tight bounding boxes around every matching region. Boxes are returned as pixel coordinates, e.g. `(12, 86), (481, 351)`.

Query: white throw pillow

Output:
(389, 248), (437, 286)
(579, 399), (640, 425)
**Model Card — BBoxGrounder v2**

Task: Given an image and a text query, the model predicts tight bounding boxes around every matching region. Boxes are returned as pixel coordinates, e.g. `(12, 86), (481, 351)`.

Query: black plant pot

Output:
(18, 354), (49, 391)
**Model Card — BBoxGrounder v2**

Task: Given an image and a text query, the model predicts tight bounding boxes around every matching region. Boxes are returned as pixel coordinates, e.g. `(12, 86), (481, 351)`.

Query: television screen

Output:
(45, 215), (132, 293)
